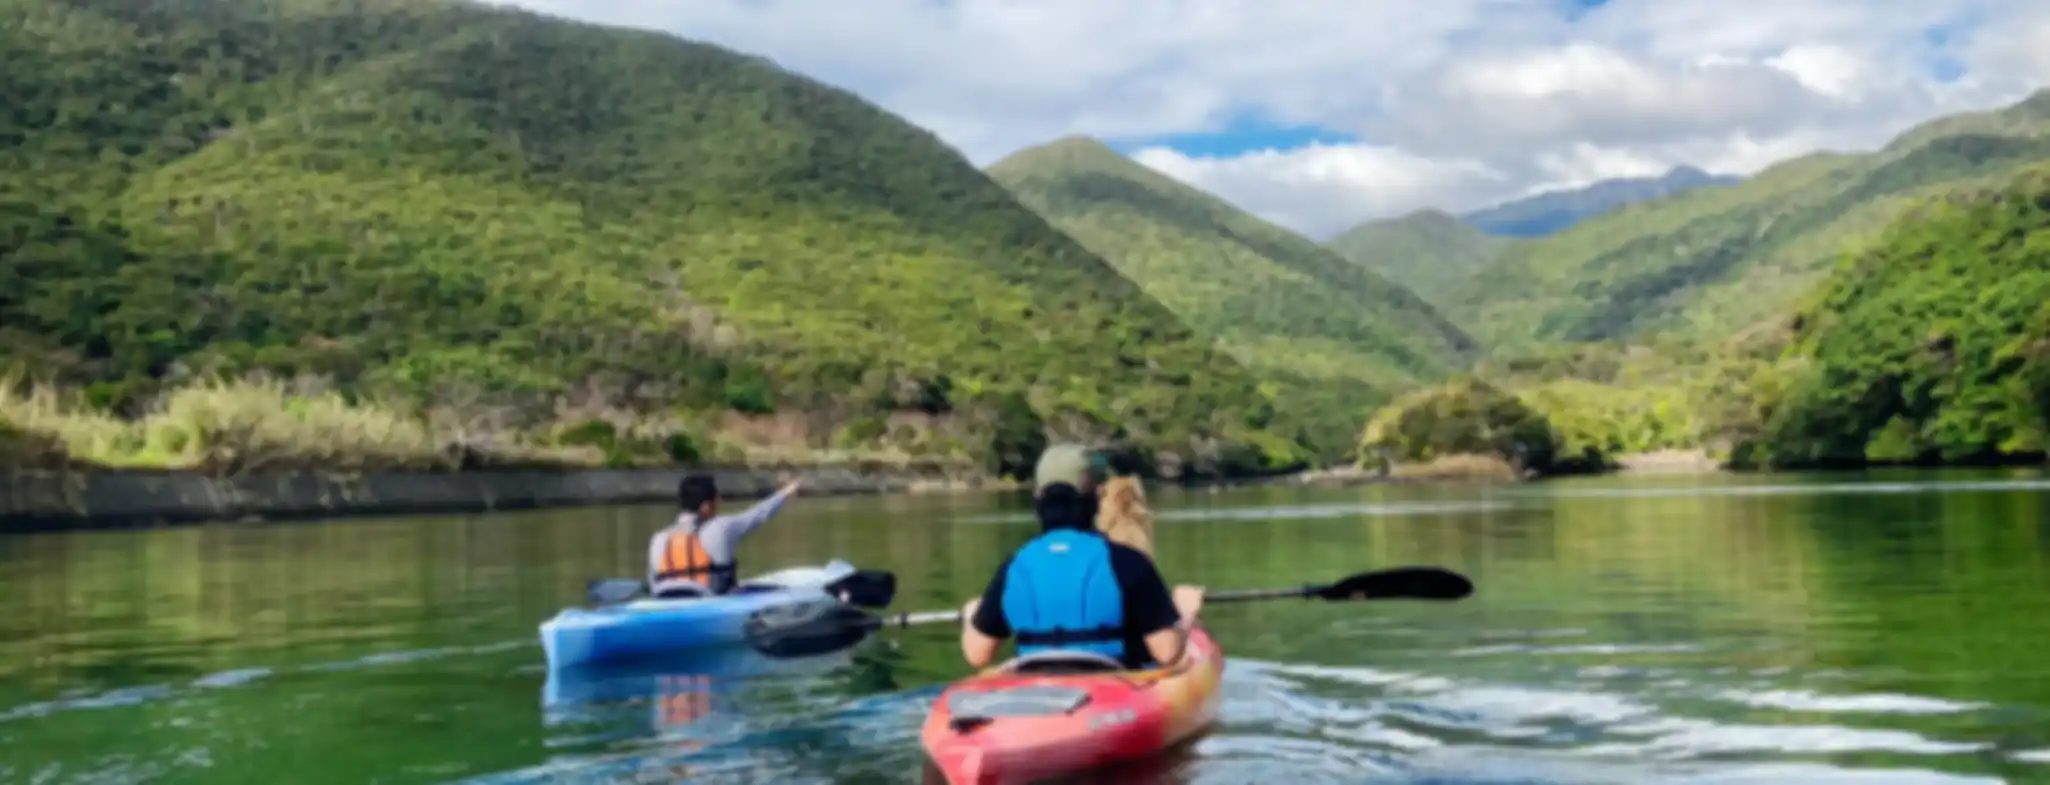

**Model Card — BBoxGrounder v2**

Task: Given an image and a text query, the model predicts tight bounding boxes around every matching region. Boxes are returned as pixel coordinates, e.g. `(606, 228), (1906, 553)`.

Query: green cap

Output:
(1033, 443), (1108, 495)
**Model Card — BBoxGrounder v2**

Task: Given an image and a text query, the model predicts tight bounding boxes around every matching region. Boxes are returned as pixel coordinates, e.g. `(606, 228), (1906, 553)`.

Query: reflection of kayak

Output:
(539, 560), (887, 669)
(919, 625), (1225, 785)
(542, 644), (862, 729)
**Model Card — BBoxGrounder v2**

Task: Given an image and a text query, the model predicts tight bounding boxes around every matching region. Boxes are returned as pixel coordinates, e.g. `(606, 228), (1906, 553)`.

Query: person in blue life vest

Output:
(958, 444), (1205, 670)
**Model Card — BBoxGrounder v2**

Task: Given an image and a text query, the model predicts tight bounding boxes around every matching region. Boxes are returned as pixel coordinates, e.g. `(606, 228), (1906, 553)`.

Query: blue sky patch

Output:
(1927, 55), (1967, 83)
(1105, 115), (1361, 158)
(1561, 0), (1611, 22)
(1921, 17), (1977, 83)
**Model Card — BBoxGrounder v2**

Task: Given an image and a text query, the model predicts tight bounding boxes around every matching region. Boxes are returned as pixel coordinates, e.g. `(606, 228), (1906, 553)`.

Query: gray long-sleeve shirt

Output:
(647, 487), (795, 595)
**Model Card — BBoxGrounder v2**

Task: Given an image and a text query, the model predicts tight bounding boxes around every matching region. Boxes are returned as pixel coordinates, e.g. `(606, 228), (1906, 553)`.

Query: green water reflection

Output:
(3, 470), (2050, 783)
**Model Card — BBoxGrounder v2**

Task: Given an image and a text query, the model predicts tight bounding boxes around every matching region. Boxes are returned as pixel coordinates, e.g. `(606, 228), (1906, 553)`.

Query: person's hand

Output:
(1172, 585), (1205, 626)
(778, 478), (803, 495)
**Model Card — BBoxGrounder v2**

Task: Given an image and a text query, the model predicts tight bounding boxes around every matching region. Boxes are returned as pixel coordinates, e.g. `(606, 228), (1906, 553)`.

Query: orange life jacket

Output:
(655, 527), (737, 593)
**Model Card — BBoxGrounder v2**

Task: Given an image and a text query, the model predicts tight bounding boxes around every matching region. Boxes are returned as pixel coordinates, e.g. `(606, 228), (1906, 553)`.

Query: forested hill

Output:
(1324, 209), (1508, 306)
(1443, 89), (2050, 353)
(1739, 164), (2050, 468)
(986, 138), (1478, 389)
(987, 137), (1482, 459)
(1362, 155), (2050, 479)
(0, 0), (1311, 477)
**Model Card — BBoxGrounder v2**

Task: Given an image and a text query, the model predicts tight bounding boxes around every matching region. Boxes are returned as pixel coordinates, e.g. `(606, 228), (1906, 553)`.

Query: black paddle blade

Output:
(586, 578), (647, 606)
(825, 569), (899, 610)
(1314, 567), (1472, 601)
(744, 600), (883, 658)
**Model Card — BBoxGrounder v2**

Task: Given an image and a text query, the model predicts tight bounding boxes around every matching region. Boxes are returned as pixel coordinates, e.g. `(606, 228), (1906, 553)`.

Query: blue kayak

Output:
(539, 560), (888, 669)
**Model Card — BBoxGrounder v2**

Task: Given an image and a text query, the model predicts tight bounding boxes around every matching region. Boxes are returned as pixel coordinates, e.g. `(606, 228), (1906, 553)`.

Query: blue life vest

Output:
(999, 528), (1126, 660)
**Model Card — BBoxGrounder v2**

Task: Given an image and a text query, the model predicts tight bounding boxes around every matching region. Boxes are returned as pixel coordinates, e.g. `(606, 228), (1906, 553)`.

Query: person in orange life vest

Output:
(648, 474), (802, 598)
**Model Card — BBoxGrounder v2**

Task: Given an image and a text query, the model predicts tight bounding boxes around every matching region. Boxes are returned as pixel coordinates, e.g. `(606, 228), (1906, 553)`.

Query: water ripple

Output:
(0, 640), (532, 726)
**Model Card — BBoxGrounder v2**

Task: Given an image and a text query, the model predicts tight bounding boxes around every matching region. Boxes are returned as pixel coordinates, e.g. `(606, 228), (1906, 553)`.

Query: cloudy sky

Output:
(490, 0), (2050, 238)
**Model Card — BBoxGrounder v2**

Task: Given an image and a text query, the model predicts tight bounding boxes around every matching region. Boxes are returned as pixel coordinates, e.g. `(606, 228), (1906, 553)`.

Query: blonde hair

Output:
(1095, 475), (1155, 557)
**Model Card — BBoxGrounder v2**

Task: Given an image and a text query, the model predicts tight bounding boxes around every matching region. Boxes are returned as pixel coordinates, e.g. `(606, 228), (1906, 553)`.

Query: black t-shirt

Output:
(968, 532), (1181, 668)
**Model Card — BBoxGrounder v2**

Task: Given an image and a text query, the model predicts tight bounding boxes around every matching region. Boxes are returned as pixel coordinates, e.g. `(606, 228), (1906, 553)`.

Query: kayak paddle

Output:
(582, 570), (900, 609)
(871, 565), (1474, 628)
(585, 578), (648, 606)
(743, 598), (887, 658)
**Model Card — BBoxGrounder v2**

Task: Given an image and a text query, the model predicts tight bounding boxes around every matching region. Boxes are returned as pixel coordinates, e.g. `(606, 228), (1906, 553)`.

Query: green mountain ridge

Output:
(0, 0), (1311, 476)
(985, 136), (1480, 458)
(1442, 88), (2050, 353)
(1324, 209), (1509, 306)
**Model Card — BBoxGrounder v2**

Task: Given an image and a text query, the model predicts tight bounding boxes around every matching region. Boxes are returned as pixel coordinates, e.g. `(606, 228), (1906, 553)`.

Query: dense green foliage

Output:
(1325, 209), (1508, 308)
(1460, 166), (1740, 238)
(986, 137), (1479, 459)
(0, 0), (1320, 477)
(1444, 90), (2050, 353)
(1356, 378), (1576, 475)
(1741, 165), (2050, 468)
(1470, 338), (1785, 466)
(1387, 161), (2050, 474)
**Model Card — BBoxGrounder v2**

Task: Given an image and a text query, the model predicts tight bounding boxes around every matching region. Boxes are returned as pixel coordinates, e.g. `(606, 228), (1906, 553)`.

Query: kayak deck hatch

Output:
(944, 685), (1094, 732)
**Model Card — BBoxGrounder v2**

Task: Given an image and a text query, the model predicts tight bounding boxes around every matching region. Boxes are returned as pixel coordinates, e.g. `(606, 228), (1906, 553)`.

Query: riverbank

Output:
(0, 466), (1018, 534)
(1270, 450), (1729, 488)
(0, 454), (1533, 532)
(1615, 449), (1724, 474)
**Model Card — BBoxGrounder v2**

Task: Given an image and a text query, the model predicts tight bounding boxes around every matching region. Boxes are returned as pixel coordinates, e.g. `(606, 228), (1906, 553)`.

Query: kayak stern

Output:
(920, 626), (1224, 785)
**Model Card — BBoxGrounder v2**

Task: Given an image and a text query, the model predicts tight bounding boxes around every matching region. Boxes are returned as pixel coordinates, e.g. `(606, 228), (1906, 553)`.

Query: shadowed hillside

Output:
(1325, 209), (1509, 307)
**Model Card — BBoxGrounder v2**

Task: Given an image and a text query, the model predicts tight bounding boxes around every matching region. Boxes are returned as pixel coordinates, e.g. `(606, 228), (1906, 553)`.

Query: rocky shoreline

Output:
(0, 449), (1742, 534)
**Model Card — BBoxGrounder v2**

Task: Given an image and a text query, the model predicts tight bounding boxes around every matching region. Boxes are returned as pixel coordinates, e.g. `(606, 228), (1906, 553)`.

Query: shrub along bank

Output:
(0, 377), (980, 476)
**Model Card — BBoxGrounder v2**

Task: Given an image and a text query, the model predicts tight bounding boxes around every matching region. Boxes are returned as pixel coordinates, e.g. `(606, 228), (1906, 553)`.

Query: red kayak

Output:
(919, 625), (1225, 785)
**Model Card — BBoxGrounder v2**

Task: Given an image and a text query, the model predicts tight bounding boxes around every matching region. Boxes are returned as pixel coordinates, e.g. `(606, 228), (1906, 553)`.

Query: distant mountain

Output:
(986, 136), (1480, 460)
(1462, 166), (1743, 237)
(1325, 209), (1509, 307)
(1443, 88), (2050, 353)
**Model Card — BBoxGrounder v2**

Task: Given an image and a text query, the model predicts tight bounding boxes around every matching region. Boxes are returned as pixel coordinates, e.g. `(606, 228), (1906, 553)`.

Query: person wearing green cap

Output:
(956, 443), (1204, 670)
(1029, 442), (1110, 496)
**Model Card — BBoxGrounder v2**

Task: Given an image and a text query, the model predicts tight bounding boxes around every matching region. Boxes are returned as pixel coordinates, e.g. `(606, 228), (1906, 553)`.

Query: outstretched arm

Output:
(724, 479), (802, 539)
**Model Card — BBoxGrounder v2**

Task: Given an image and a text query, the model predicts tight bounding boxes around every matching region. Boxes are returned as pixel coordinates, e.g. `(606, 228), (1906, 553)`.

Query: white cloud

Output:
(487, 0), (2050, 237)
(1131, 143), (1509, 233)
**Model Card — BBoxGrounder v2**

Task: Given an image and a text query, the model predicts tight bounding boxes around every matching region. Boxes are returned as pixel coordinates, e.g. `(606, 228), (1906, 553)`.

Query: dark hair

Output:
(1034, 482), (1098, 531)
(677, 474), (719, 511)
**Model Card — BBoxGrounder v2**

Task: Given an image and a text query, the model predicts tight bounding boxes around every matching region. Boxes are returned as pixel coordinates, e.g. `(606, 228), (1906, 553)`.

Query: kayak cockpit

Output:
(998, 650), (1124, 675)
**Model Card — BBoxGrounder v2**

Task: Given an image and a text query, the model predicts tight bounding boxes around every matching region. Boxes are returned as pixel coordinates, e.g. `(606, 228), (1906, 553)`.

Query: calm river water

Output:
(6, 471), (2050, 784)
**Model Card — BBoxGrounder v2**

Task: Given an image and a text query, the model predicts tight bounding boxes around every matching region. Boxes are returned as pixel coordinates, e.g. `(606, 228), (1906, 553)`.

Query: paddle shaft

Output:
(870, 581), (1402, 628)
(867, 566), (1470, 629)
